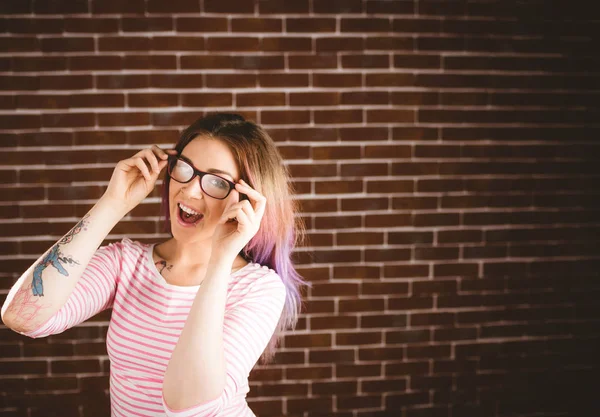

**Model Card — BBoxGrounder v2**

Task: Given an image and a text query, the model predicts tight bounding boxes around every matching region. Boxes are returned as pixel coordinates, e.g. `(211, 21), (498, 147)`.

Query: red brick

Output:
(65, 17), (119, 33)
(361, 377), (406, 393)
(341, 163), (388, 177)
(127, 129), (179, 145)
(12, 56), (67, 72)
(313, 73), (362, 88)
(311, 283), (359, 297)
(288, 163), (337, 177)
(365, 213), (411, 228)
(152, 111), (227, 127)
(290, 92), (339, 106)
(234, 55), (285, 70)
(368, 1), (415, 14)
(91, 0), (144, 13)
(386, 392), (430, 408)
(0, 1), (32, 13)
(288, 54), (337, 69)
(260, 37), (312, 52)
(337, 364), (381, 378)
(361, 314), (407, 329)
(313, 381), (357, 395)
(97, 74), (149, 89)
(315, 180), (363, 194)
(341, 91), (389, 105)
(316, 37), (364, 52)
(286, 18), (336, 32)
(341, 197), (388, 211)
(336, 331), (382, 346)
(98, 112), (149, 127)
(151, 74), (204, 89)
(205, 74), (256, 88)
(39, 75), (93, 90)
(341, 18), (391, 32)
(129, 93), (179, 108)
(206, 37), (259, 51)
(69, 55), (122, 71)
(366, 36), (414, 50)
(42, 113), (94, 128)
(337, 394), (382, 410)
(333, 266), (381, 279)
(50, 359), (101, 374)
(147, 0), (200, 13)
(298, 198), (336, 213)
(313, 0), (363, 13)
(366, 72), (415, 87)
(315, 109), (363, 124)
(339, 298), (385, 313)
(231, 18), (282, 32)
(288, 397), (333, 413)
(259, 73), (309, 87)
(393, 127), (438, 140)
(277, 145), (310, 159)
(337, 231), (383, 246)
(180, 55), (233, 69)
(237, 92), (285, 107)
(261, 110), (310, 124)
(311, 315), (357, 330)
(286, 365), (332, 380)
(151, 36), (205, 51)
(204, 0), (254, 13)
(0, 361), (47, 375)
(340, 127), (389, 141)
(123, 55), (177, 70)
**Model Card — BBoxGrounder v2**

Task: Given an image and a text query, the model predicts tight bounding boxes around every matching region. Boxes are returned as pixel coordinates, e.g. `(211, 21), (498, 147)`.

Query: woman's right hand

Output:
(101, 145), (178, 215)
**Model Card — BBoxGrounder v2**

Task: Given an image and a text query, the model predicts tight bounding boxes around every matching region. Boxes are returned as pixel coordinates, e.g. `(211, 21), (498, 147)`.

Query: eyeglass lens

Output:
(169, 158), (231, 199)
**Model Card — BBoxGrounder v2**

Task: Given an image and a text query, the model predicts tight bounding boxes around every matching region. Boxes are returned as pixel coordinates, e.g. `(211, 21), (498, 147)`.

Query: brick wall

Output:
(1, 1), (600, 416)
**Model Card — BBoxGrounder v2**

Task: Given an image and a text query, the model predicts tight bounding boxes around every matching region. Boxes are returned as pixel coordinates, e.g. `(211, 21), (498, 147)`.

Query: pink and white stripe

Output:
(21, 237), (286, 417)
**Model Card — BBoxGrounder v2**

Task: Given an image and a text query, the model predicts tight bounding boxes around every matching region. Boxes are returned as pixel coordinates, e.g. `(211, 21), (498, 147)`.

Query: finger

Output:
(133, 157), (152, 182)
(239, 199), (255, 222)
(234, 180), (264, 204)
(151, 145), (170, 159)
(225, 200), (255, 224)
(235, 180), (266, 217)
(220, 206), (240, 224)
(226, 187), (239, 205)
(144, 149), (161, 173)
(224, 206), (250, 226)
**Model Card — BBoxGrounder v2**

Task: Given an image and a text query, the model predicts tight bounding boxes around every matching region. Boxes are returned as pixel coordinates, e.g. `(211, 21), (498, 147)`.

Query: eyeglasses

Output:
(167, 154), (236, 200)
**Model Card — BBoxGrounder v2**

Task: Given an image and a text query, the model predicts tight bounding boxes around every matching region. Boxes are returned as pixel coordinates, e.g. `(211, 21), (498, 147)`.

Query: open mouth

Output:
(177, 203), (204, 225)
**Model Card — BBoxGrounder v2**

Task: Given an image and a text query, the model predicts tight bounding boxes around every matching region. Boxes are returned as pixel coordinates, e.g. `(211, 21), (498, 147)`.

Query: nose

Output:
(180, 176), (205, 198)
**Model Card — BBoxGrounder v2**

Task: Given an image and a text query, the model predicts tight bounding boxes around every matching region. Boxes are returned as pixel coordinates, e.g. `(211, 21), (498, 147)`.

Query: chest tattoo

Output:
(154, 259), (174, 276)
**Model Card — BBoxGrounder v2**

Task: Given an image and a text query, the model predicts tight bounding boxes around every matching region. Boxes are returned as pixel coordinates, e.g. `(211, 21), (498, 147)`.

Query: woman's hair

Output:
(160, 112), (310, 364)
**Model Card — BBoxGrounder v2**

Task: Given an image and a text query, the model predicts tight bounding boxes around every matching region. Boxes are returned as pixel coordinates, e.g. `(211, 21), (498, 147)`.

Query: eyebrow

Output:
(180, 154), (235, 180)
(206, 168), (234, 178)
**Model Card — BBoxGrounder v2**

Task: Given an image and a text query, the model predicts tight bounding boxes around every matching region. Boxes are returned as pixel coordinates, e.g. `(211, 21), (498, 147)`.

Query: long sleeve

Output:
(18, 239), (123, 339)
(161, 270), (286, 417)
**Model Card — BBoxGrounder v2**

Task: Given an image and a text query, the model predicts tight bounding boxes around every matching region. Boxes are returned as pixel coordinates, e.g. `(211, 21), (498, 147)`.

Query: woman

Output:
(1, 113), (308, 416)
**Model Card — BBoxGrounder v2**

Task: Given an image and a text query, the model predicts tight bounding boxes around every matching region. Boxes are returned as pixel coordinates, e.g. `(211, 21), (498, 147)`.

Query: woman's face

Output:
(168, 136), (240, 242)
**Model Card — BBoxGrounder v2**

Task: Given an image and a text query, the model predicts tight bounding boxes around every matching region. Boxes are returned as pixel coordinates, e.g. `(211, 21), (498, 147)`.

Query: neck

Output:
(155, 238), (246, 272)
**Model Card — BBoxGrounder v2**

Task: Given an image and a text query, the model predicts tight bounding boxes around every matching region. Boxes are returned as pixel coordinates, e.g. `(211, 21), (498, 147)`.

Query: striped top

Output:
(21, 237), (287, 417)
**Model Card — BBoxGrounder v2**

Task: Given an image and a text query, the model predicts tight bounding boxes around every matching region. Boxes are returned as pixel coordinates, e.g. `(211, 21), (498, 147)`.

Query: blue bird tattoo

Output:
(31, 214), (89, 297)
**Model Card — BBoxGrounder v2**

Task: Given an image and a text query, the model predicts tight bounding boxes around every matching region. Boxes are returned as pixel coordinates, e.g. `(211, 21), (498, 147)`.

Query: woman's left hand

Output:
(211, 179), (266, 261)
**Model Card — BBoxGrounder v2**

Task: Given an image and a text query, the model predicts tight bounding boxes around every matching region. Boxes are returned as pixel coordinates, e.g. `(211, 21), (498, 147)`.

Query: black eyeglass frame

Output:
(167, 154), (237, 200)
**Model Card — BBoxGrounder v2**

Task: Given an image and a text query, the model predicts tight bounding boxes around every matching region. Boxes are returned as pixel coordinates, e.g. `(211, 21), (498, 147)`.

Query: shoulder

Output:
(246, 264), (286, 302)
(98, 237), (148, 260)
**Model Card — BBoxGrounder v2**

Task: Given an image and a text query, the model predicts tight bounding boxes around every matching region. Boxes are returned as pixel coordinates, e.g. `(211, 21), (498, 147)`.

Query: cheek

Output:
(168, 182), (181, 209)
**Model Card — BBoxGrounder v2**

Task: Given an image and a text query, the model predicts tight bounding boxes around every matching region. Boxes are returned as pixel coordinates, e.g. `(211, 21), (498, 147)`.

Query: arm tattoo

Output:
(31, 214), (90, 297)
(5, 284), (53, 331)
